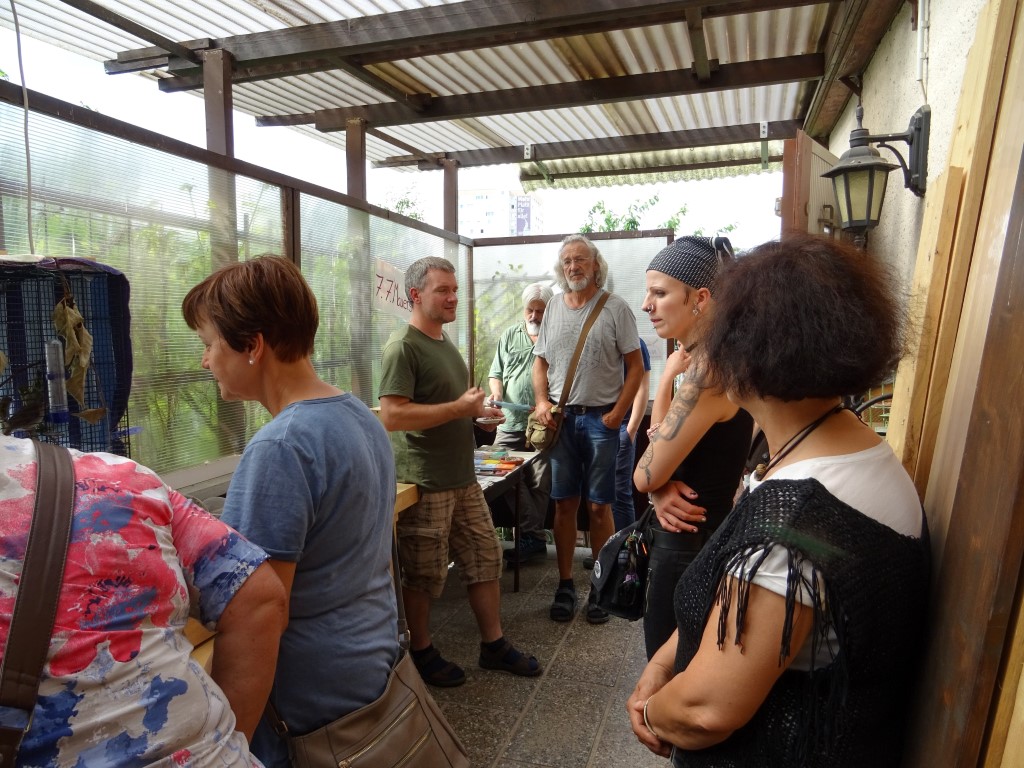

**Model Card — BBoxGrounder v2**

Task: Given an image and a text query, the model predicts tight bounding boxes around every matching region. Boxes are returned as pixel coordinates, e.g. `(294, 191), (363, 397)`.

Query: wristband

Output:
(643, 697), (660, 738)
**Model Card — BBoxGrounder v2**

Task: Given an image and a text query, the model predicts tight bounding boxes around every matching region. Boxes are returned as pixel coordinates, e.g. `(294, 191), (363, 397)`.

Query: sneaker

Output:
(503, 536), (547, 564)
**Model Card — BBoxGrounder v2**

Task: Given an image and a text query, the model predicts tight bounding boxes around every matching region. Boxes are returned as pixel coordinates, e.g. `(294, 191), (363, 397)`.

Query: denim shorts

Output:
(549, 407), (620, 504)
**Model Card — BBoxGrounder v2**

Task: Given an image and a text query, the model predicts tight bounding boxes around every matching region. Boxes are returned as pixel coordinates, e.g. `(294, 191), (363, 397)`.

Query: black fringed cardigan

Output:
(671, 478), (930, 768)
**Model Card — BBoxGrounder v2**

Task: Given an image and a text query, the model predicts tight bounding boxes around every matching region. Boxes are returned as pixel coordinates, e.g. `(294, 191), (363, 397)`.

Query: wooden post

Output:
(346, 118), (367, 201)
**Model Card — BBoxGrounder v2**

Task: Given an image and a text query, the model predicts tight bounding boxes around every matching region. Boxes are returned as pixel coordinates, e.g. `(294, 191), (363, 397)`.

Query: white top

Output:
(741, 440), (923, 670)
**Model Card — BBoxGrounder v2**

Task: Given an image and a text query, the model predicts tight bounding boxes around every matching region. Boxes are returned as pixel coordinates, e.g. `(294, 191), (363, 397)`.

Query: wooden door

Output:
(779, 130), (840, 237)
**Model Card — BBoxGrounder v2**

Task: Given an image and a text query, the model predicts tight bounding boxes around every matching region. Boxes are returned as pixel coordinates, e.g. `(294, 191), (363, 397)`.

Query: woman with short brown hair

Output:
(183, 256), (399, 767)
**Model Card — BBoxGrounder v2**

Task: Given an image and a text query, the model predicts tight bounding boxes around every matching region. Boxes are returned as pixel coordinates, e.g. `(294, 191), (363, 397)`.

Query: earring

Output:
(248, 358), (254, 365)
(692, 306), (700, 316)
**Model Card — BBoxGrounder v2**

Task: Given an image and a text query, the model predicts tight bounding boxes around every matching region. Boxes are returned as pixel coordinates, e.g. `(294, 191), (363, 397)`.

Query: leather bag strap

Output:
(555, 290), (611, 410)
(391, 534), (410, 653)
(0, 442), (75, 765)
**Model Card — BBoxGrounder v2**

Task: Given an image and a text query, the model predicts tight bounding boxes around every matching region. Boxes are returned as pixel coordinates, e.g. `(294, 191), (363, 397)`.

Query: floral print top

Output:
(0, 437), (267, 767)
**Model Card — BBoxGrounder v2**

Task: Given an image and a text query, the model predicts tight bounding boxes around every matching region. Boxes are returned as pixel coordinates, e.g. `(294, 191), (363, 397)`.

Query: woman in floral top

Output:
(0, 436), (287, 766)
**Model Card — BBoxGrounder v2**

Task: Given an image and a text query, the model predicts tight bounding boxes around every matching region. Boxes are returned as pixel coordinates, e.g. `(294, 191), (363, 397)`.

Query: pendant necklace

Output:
(752, 402), (846, 481)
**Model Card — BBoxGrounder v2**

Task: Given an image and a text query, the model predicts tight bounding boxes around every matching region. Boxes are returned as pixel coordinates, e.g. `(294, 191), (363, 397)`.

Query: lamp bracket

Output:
(839, 75), (862, 98)
(862, 105), (930, 196)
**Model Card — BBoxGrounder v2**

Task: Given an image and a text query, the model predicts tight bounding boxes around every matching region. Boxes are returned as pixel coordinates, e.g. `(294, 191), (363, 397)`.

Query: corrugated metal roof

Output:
(0, 1), (894, 184)
(520, 142), (785, 191)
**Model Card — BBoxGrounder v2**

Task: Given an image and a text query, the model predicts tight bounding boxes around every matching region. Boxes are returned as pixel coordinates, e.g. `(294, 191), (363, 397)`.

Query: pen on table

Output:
(485, 399), (534, 412)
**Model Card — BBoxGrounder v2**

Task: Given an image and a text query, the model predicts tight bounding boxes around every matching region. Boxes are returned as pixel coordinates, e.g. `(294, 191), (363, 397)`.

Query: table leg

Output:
(512, 471), (520, 593)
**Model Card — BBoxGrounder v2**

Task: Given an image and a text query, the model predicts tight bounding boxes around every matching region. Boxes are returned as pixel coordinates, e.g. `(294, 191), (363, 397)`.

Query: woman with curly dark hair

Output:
(628, 235), (930, 768)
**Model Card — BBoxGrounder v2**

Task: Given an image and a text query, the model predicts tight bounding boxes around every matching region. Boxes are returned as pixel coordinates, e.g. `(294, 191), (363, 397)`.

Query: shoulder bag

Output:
(590, 503), (655, 621)
(526, 290), (611, 451)
(267, 535), (470, 768)
(0, 442), (76, 768)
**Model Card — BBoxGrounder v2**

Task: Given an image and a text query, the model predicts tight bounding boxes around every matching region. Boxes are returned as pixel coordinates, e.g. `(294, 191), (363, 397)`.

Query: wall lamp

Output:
(822, 103), (930, 247)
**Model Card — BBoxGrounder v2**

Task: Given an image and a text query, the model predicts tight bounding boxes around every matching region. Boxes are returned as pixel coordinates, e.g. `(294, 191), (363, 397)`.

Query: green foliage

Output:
(381, 193), (424, 221)
(690, 222), (738, 238)
(661, 205), (688, 232)
(578, 194), (740, 238)
(579, 195), (661, 232)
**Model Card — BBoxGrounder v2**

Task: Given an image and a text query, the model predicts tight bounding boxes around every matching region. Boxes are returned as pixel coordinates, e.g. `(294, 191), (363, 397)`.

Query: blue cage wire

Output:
(0, 257), (133, 455)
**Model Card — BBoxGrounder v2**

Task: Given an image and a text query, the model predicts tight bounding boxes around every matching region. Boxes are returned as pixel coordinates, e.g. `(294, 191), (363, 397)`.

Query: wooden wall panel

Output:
(903, 0), (1024, 761)
(887, 166), (963, 501)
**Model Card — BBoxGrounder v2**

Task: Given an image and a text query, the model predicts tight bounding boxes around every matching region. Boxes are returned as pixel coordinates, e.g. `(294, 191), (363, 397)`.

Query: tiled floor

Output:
(428, 543), (667, 768)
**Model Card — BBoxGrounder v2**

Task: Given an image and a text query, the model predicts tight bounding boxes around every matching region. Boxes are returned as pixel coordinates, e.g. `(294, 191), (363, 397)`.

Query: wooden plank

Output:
(802, 0), (906, 139)
(912, 0), (1017, 497)
(902, 1), (1024, 763)
(372, 120), (801, 168)
(905, 143), (1024, 766)
(307, 55), (824, 131)
(395, 483), (420, 517)
(886, 165), (964, 487)
(779, 132), (811, 236)
(986, 591), (1024, 767)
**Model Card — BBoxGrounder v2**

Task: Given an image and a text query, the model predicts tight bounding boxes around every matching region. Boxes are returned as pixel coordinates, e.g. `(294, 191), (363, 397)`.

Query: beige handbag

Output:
(267, 537), (470, 768)
(526, 291), (611, 451)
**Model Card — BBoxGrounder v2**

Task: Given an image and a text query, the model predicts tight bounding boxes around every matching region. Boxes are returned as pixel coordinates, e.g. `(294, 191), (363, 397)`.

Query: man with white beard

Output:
(488, 282), (554, 564)
(532, 234), (643, 624)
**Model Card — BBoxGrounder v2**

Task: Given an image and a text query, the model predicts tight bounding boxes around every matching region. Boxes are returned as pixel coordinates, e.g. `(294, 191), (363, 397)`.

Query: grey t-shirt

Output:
(220, 395), (399, 766)
(533, 289), (640, 406)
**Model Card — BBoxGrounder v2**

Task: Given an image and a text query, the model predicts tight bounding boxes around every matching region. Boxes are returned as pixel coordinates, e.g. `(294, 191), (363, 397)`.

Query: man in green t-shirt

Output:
(488, 282), (554, 564)
(379, 256), (543, 688)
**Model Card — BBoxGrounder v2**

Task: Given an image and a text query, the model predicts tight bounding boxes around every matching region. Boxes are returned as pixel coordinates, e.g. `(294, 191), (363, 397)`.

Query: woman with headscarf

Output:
(634, 236), (754, 659)
(628, 235), (929, 766)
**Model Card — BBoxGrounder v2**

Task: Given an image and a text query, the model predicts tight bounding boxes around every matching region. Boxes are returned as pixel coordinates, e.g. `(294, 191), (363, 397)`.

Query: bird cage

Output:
(0, 257), (133, 456)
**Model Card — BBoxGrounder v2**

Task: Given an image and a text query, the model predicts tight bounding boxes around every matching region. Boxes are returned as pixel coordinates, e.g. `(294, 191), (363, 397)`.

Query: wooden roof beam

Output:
(373, 120), (801, 168)
(685, 7), (716, 81)
(255, 54), (823, 130)
(802, 0), (907, 139)
(106, 0), (821, 88)
(518, 154), (785, 184)
(59, 0), (202, 63)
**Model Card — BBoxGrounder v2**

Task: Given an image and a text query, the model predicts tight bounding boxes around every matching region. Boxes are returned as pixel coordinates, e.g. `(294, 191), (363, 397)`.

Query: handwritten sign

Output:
(373, 259), (413, 319)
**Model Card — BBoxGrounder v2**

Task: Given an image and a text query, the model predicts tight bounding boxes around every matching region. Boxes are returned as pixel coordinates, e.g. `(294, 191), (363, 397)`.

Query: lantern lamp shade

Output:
(822, 146), (898, 233)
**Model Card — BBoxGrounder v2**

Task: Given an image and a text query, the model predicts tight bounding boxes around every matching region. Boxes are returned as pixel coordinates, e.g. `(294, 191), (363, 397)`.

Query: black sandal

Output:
(412, 645), (466, 687)
(479, 639), (542, 677)
(585, 595), (610, 625)
(549, 584), (577, 622)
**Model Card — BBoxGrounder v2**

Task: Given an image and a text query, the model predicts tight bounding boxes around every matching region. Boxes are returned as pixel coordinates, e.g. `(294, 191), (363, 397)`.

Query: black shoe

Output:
(583, 555), (595, 570)
(503, 536), (547, 564)
(585, 593), (610, 624)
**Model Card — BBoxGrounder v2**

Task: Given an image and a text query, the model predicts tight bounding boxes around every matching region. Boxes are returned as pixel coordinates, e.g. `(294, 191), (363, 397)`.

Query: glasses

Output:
(561, 257), (592, 267)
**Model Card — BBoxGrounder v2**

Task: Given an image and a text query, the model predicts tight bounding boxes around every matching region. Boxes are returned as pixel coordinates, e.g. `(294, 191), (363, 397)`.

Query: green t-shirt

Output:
(487, 322), (535, 434)
(379, 325), (477, 491)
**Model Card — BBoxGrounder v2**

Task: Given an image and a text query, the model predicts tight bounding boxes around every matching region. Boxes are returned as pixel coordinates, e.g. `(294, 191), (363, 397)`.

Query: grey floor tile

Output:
(545, 616), (634, 686)
(501, 679), (612, 768)
(437, 701), (513, 767)
(414, 535), (664, 768)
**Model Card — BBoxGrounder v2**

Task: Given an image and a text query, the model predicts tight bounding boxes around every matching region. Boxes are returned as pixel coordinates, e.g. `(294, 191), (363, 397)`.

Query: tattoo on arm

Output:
(637, 379), (702, 487)
(638, 443), (654, 486)
(659, 381), (701, 441)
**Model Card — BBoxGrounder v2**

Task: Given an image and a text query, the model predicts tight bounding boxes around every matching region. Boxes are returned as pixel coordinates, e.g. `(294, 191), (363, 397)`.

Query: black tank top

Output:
(663, 407), (754, 532)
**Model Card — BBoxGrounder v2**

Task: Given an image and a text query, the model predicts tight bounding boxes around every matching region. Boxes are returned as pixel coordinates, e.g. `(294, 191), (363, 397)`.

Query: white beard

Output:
(526, 322), (541, 335)
(567, 276), (590, 292)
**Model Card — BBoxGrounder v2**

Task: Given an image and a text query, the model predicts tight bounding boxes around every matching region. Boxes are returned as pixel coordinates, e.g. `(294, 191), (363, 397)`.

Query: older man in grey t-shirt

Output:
(532, 235), (642, 624)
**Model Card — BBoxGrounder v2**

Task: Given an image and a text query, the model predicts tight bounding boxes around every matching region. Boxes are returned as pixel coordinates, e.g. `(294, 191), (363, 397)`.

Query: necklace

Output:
(752, 403), (846, 481)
